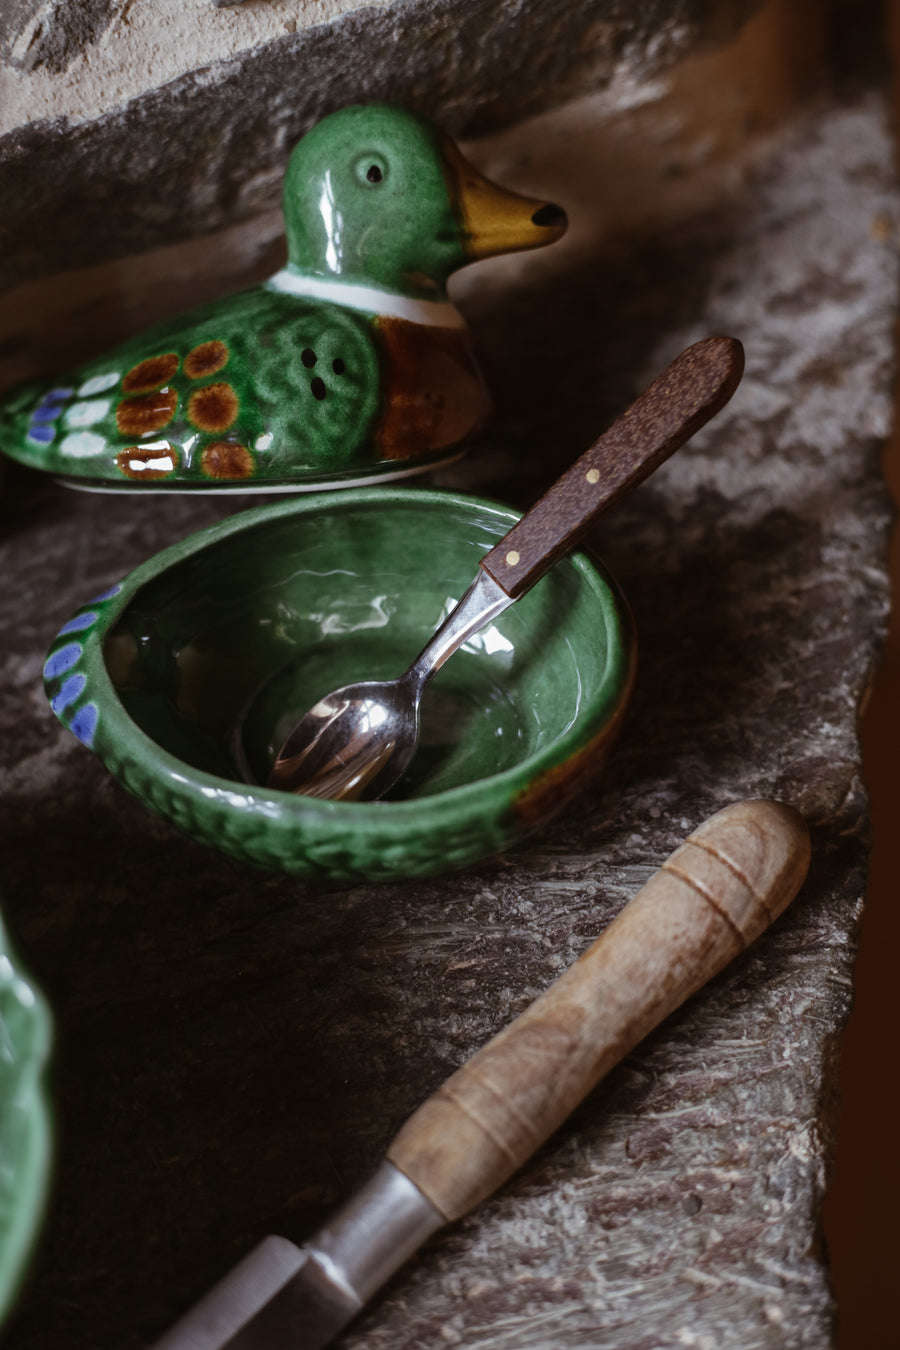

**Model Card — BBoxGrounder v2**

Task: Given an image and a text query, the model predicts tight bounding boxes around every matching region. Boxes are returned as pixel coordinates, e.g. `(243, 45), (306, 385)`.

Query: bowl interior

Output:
(104, 494), (622, 801)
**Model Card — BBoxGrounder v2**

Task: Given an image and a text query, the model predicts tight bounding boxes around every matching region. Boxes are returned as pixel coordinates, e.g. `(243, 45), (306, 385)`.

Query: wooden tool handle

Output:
(479, 336), (744, 599)
(387, 799), (809, 1221)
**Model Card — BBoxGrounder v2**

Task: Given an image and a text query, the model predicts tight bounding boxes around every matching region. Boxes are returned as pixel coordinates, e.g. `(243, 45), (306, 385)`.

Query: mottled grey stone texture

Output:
(0, 89), (894, 1350)
(0, 0), (758, 291)
(0, 0), (121, 73)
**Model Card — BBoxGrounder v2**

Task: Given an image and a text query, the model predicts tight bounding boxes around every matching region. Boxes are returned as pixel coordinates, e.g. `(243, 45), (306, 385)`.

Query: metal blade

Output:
(151, 1236), (359, 1350)
(152, 1165), (443, 1350)
(222, 1250), (362, 1350)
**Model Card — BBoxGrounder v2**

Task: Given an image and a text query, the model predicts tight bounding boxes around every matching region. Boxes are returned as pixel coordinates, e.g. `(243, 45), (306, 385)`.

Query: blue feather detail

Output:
(26, 427), (55, 445)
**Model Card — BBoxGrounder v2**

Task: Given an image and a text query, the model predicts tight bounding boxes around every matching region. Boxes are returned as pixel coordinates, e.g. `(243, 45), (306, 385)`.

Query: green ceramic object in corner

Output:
(42, 488), (634, 880)
(1, 105), (566, 494)
(0, 911), (52, 1327)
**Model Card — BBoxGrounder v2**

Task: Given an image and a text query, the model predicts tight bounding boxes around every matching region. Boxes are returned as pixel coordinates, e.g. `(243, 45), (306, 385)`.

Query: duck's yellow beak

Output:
(442, 136), (567, 262)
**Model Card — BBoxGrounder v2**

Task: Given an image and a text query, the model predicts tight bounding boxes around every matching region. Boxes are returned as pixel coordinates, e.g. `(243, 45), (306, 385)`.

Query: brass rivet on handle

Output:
(506, 550), (520, 567)
(586, 468), (600, 484)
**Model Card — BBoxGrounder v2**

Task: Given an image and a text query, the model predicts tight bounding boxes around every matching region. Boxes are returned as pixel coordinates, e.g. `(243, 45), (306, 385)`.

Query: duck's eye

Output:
(355, 155), (387, 186)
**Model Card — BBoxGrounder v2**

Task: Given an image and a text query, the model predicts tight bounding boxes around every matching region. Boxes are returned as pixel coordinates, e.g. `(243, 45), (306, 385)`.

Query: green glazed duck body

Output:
(1, 105), (566, 492)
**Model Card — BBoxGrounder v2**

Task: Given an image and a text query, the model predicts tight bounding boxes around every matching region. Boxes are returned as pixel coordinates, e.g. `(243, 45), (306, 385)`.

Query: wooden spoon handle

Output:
(479, 335), (744, 599)
(387, 799), (809, 1221)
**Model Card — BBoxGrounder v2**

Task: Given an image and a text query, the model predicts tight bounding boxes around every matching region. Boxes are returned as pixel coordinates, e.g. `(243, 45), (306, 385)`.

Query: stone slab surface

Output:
(0, 89), (895, 1349)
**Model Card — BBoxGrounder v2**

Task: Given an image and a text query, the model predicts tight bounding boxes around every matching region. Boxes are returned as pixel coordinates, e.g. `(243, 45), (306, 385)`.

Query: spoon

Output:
(268, 335), (744, 800)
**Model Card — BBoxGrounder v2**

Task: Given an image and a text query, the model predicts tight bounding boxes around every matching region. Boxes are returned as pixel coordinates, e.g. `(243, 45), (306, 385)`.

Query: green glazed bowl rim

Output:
(47, 486), (635, 872)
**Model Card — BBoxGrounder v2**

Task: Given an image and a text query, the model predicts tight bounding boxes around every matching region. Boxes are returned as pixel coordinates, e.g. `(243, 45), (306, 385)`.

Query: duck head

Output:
(282, 104), (567, 301)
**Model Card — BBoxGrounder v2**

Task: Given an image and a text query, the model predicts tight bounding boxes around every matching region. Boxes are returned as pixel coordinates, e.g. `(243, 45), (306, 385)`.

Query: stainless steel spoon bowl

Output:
(268, 336), (744, 800)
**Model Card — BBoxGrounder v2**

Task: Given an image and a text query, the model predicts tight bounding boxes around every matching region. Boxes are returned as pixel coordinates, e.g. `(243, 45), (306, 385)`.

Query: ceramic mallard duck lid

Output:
(0, 105), (566, 493)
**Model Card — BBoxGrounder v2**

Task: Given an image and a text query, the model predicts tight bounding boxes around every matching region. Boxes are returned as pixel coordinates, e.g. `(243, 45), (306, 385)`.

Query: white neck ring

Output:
(265, 269), (466, 329)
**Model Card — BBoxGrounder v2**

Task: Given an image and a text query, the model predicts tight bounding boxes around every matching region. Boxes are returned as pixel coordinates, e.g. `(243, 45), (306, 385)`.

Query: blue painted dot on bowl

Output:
(56, 611), (99, 636)
(43, 643), (82, 680)
(51, 673), (86, 714)
(47, 388), (74, 400)
(88, 584), (122, 604)
(69, 703), (98, 747)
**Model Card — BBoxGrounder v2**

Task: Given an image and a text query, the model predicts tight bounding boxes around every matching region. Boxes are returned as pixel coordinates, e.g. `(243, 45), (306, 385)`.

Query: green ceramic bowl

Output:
(43, 488), (635, 879)
(0, 911), (52, 1327)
